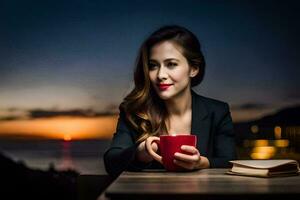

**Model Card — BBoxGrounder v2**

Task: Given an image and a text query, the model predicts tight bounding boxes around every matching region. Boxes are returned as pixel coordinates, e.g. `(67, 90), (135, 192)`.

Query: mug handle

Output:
(145, 136), (162, 164)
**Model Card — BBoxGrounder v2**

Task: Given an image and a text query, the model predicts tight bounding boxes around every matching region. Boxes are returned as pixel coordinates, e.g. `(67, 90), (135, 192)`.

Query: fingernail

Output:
(181, 146), (185, 150)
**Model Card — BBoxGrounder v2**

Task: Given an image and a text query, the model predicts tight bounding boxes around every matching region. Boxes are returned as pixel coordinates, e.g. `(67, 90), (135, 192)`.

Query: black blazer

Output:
(103, 90), (236, 177)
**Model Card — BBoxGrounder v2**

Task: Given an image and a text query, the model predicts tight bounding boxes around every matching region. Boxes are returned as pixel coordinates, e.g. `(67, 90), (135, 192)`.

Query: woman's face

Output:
(148, 41), (198, 100)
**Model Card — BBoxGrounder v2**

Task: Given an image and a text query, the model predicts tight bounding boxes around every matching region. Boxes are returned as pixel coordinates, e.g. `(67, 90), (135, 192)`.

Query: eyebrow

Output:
(149, 58), (180, 62)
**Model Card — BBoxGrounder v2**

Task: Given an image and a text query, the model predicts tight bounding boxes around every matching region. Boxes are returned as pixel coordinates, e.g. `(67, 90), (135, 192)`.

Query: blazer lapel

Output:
(191, 90), (211, 154)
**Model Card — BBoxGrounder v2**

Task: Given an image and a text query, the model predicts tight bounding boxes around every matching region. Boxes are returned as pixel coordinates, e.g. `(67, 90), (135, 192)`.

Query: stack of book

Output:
(227, 159), (300, 177)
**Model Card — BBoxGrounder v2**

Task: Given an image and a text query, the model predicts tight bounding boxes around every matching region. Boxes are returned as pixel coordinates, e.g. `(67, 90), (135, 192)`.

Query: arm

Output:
(208, 103), (237, 168)
(103, 110), (153, 177)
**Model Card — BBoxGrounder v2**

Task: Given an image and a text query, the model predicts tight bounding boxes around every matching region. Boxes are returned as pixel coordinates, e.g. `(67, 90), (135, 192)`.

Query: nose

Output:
(157, 66), (167, 80)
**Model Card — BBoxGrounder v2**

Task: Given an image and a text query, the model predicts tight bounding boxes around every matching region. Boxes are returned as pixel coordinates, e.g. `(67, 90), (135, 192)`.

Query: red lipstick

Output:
(157, 83), (173, 91)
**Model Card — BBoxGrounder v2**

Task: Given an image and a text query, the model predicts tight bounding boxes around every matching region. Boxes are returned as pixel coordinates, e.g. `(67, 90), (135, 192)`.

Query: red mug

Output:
(146, 135), (197, 171)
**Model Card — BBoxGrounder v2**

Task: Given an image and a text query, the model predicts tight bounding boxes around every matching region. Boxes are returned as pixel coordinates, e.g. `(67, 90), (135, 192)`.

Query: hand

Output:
(173, 145), (210, 170)
(136, 136), (159, 163)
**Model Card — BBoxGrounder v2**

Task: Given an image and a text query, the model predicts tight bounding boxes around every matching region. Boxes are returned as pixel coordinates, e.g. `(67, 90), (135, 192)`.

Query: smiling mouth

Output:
(157, 83), (173, 91)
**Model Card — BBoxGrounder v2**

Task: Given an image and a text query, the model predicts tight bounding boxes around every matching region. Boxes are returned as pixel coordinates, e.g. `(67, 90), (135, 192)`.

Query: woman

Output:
(103, 25), (236, 177)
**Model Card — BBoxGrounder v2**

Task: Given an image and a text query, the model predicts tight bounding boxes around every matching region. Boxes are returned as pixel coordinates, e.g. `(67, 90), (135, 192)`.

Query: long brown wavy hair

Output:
(120, 25), (206, 143)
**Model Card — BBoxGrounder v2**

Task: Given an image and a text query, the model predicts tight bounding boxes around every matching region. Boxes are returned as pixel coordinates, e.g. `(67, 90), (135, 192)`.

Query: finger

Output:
(145, 139), (153, 154)
(181, 145), (199, 155)
(173, 159), (194, 170)
(174, 152), (200, 162)
(151, 142), (158, 152)
(149, 136), (160, 140)
(145, 136), (160, 153)
(151, 142), (158, 147)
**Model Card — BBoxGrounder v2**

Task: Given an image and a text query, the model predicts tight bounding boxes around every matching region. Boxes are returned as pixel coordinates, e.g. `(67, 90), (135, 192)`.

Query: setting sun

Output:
(64, 134), (72, 141)
(0, 115), (118, 140)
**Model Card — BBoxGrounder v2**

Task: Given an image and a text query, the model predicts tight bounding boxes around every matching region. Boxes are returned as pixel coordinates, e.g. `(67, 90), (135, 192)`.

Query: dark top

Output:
(103, 90), (236, 177)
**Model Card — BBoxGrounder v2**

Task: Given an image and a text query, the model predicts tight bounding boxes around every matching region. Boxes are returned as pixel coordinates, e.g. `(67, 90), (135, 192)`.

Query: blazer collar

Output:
(191, 90), (210, 152)
(191, 89), (209, 124)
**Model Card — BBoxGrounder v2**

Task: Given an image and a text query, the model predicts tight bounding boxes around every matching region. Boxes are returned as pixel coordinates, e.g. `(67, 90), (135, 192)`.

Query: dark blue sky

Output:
(1, 0), (299, 121)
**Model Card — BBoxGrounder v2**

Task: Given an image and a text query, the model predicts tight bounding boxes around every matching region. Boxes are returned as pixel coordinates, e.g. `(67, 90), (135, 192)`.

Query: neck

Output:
(165, 88), (192, 116)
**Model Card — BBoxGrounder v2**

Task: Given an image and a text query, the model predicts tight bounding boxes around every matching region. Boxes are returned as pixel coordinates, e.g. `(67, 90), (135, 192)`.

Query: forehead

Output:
(149, 41), (185, 61)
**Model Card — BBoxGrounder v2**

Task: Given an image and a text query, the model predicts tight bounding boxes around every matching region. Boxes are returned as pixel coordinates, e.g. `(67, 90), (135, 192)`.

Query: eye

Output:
(167, 62), (178, 68)
(149, 62), (158, 70)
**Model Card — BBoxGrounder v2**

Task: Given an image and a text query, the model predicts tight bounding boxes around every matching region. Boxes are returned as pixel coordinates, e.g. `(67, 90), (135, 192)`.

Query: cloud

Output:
(0, 107), (119, 121)
(7, 107), (19, 112)
(105, 104), (119, 113)
(0, 116), (23, 121)
(231, 103), (270, 111)
(284, 90), (300, 101)
(28, 108), (117, 119)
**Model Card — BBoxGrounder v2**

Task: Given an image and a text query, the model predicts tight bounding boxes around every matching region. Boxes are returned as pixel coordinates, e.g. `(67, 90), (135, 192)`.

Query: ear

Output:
(189, 66), (199, 78)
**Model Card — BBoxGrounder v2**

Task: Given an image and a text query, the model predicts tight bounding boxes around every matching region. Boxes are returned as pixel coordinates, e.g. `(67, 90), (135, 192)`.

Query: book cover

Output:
(227, 159), (300, 177)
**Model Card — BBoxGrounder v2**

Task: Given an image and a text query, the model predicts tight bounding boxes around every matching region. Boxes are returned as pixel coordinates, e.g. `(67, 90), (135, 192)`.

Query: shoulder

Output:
(191, 90), (233, 128)
(191, 90), (230, 115)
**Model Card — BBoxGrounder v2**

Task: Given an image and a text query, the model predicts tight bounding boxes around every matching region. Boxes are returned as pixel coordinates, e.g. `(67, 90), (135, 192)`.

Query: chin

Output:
(156, 91), (175, 100)
(158, 95), (172, 100)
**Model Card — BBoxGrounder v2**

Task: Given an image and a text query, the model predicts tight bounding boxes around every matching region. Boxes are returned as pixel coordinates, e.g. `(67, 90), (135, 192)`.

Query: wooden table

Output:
(103, 169), (300, 200)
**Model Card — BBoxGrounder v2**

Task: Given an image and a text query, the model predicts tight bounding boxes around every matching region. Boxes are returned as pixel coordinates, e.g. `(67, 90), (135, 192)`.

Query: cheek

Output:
(149, 71), (156, 82)
(169, 69), (190, 83)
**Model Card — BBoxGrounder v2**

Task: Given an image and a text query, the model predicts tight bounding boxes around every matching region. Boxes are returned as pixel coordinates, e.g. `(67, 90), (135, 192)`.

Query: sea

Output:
(0, 139), (111, 174)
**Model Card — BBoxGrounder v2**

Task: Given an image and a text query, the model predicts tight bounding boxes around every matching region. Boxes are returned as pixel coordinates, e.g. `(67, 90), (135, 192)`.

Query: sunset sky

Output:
(1, 0), (299, 139)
